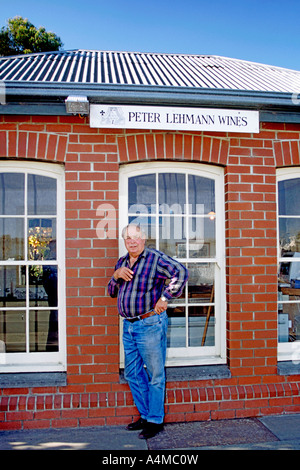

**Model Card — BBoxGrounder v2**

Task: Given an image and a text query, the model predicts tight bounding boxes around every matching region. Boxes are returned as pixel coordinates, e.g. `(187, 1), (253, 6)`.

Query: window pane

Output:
(189, 217), (216, 257)
(279, 219), (300, 256)
(188, 175), (215, 215)
(188, 305), (215, 347)
(0, 218), (24, 260)
(0, 310), (26, 352)
(278, 304), (300, 343)
(188, 263), (214, 304)
(28, 219), (56, 260)
(279, 257), (300, 284)
(0, 173), (24, 215)
(0, 167), (62, 364)
(29, 265), (58, 307)
(128, 174), (156, 212)
(278, 259), (300, 342)
(278, 179), (300, 216)
(167, 306), (186, 348)
(159, 173), (186, 213)
(28, 175), (57, 215)
(29, 309), (58, 352)
(159, 216), (186, 258)
(0, 266), (26, 307)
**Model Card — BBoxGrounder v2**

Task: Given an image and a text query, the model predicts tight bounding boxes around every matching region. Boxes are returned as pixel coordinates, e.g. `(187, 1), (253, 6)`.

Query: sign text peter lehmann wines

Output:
(90, 104), (259, 133)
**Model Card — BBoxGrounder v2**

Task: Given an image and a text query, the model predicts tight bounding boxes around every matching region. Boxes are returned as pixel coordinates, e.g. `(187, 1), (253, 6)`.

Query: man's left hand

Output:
(154, 298), (168, 314)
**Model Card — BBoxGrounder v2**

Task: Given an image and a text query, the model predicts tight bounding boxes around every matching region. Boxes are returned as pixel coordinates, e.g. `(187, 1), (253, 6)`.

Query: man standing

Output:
(108, 224), (188, 439)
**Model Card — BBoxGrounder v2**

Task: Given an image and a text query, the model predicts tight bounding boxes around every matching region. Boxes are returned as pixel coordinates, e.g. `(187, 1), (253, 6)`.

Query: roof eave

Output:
(1, 81), (300, 119)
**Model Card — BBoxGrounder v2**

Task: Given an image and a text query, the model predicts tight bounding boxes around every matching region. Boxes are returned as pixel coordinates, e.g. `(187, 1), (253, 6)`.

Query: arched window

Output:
(277, 168), (300, 363)
(0, 162), (65, 372)
(119, 162), (226, 366)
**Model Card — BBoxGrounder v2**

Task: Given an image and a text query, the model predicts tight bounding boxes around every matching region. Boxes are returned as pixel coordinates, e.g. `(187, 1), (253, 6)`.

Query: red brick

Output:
(184, 134), (192, 160)
(145, 134), (156, 159)
(192, 135), (201, 160)
(0, 131), (7, 156)
(155, 133), (165, 159)
(37, 132), (47, 158)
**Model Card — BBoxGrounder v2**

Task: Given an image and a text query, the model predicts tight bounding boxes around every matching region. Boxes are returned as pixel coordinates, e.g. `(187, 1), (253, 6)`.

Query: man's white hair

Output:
(121, 223), (147, 239)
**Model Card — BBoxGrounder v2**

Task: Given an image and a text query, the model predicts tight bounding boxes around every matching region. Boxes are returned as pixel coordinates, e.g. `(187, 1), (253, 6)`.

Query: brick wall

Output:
(0, 115), (300, 430)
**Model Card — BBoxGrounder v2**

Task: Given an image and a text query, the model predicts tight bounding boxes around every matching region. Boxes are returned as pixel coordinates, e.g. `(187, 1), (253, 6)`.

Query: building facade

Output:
(0, 50), (300, 430)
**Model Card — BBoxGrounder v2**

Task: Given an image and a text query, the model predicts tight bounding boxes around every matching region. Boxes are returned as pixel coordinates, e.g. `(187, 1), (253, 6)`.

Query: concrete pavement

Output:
(0, 413), (300, 451)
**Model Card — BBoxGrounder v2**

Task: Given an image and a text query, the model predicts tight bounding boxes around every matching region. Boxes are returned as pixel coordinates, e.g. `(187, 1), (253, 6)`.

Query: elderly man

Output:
(108, 224), (188, 439)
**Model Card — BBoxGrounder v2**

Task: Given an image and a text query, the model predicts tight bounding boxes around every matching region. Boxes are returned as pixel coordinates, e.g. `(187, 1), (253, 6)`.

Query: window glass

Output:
(0, 265), (26, 307)
(159, 216), (186, 258)
(188, 305), (215, 347)
(29, 309), (58, 352)
(278, 176), (300, 346)
(128, 174), (156, 212)
(0, 173), (24, 215)
(189, 217), (216, 258)
(188, 263), (214, 304)
(0, 310), (26, 352)
(0, 169), (60, 365)
(167, 306), (186, 348)
(128, 169), (220, 359)
(28, 174), (57, 215)
(159, 173), (186, 213)
(28, 219), (56, 260)
(278, 179), (300, 216)
(0, 218), (24, 260)
(279, 218), (300, 256)
(188, 175), (215, 214)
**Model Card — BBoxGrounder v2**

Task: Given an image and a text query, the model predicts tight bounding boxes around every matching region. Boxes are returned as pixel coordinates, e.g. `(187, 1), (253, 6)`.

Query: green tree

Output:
(0, 16), (63, 56)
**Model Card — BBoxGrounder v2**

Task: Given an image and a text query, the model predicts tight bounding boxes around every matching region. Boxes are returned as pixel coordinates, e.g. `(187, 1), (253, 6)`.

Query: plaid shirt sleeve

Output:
(156, 252), (189, 300)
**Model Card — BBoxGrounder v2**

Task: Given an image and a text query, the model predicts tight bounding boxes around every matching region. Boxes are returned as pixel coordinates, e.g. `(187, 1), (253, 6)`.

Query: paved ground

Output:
(0, 413), (300, 451)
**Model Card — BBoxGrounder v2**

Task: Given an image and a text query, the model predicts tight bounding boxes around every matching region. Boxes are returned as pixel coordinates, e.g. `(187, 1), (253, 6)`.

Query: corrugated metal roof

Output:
(1, 49), (300, 93)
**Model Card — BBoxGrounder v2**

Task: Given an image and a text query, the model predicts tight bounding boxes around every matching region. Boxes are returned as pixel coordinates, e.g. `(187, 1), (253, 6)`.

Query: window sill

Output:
(277, 361), (300, 376)
(165, 364), (231, 381)
(0, 372), (67, 388)
(120, 364), (231, 383)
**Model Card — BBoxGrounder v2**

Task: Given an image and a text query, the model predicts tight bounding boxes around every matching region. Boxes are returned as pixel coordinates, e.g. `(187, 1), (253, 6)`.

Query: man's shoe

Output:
(138, 422), (164, 439)
(126, 417), (147, 431)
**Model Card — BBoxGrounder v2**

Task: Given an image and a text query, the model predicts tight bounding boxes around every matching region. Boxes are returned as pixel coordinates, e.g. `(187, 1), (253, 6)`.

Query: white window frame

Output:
(0, 161), (66, 373)
(277, 167), (300, 363)
(119, 162), (226, 367)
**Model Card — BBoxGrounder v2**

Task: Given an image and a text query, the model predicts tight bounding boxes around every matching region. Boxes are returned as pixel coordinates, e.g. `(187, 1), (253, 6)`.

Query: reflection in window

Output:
(159, 173), (186, 212)
(0, 173), (24, 215)
(278, 178), (300, 344)
(29, 310), (58, 352)
(28, 219), (56, 260)
(28, 175), (57, 215)
(0, 219), (24, 260)
(0, 172), (59, 355)
(129, 174), (156, 211)
(188, 175), (215, 214)
(0, 311), (26, 353)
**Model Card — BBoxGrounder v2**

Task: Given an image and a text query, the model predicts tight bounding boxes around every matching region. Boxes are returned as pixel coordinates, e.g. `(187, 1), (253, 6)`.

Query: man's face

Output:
(124, 226), (146, 257)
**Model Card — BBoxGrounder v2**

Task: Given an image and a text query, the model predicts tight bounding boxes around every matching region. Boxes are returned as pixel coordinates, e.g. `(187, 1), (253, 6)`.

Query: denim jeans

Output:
(123, 311), (168, 424)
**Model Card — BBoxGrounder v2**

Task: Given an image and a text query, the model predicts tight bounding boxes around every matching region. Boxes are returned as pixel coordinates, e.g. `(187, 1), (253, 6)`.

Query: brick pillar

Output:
(225, 135), (278, 384)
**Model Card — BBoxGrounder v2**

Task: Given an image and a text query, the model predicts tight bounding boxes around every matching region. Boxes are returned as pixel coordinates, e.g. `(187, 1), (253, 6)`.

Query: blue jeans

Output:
(123, 311), (168, 424)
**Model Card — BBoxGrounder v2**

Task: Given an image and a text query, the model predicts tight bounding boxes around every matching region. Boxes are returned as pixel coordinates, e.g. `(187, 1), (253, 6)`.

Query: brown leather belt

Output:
(125, 309), (158, 323)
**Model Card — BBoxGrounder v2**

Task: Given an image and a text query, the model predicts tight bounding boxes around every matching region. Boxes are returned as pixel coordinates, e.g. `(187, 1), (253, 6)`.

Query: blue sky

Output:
(1, 0), (300, 70)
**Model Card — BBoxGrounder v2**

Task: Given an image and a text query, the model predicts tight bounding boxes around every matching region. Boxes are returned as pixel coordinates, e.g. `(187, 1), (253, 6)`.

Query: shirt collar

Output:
(125, 247), (148, 263)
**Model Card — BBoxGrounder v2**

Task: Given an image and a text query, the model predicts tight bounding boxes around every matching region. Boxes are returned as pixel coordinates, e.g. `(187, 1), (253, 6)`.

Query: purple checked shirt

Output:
(108, 247), (188, 319)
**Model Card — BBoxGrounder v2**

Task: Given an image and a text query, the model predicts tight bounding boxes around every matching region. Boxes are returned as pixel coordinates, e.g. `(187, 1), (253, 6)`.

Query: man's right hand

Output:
(113, 267), (134, 282)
